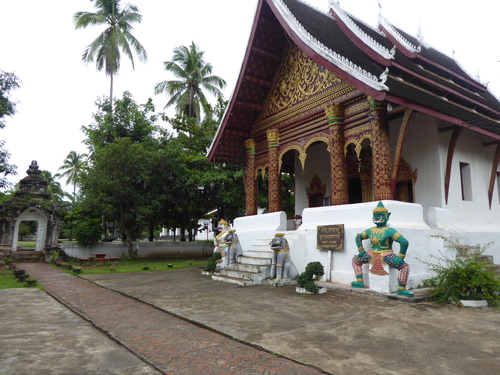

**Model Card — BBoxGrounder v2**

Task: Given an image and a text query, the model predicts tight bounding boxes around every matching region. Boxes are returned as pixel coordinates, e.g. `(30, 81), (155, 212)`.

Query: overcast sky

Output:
(1, 0), (499, 192)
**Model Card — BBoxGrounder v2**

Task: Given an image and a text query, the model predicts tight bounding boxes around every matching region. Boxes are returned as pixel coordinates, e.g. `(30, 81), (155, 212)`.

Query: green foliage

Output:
(18, 221), (37, 236)
(0, 69), (20, 189)
(75, 218), (102, 246)
(297, 261), (325, 293)
(204, 252), (222, 272)
(420, 238), (500, 305)
(74, 0), (147, 107)
(0, 69), (20, 128)
(155, 42), (226, 120)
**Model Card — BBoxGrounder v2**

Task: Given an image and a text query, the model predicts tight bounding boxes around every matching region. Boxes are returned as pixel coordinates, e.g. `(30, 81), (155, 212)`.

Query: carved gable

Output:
(260, 44), (342, 119)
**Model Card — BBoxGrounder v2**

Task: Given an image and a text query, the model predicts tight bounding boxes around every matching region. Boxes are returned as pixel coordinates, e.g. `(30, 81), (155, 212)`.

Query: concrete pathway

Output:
(2, 263), (500, 375)
(6, 263), (324, 375)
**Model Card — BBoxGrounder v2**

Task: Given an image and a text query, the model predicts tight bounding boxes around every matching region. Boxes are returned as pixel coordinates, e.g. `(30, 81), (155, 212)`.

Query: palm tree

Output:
(154, 42), (226, 121)
(74, 0), (147, 109)
(40, 171), (67, 203)
(56, 151), (88, 198)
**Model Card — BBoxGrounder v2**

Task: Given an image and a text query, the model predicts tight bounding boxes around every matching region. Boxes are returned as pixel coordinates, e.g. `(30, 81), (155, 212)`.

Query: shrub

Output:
(297, 261), (325, 293)
(204, 252), (222, 272)
(420, 238), (500, 305)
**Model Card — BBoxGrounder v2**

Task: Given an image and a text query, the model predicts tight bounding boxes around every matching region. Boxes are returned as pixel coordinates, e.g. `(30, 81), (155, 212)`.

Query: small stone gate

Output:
(0, 161), (62, 261)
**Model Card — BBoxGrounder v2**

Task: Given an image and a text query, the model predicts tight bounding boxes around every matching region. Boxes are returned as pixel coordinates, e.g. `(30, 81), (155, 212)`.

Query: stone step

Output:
(12, 250), (45, 263)
(244, 250), (273, 259)
(211, 274), (255, 286)
(238, 255), (271, 266)
(229, 262), (268, 273)
(219, 268), (258, 280)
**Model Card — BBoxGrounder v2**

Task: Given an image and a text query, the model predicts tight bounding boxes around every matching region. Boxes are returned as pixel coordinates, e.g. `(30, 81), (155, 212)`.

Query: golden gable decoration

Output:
(261, 44), (341, 118)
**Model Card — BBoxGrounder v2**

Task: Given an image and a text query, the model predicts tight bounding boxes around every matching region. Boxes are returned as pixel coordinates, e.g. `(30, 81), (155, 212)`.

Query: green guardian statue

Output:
(351, 202), (414, 297)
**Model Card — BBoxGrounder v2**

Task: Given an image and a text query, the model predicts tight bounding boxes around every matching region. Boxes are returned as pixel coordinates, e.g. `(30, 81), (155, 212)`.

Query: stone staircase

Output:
(13, 248), (45, 263)
(212, 236), (274, 286)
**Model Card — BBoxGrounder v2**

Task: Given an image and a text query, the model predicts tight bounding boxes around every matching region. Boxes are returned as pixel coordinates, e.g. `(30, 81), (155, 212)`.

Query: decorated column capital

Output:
(367, 96), (387, 113)
(244, 138), (256, 155)
(325, 103), (344, 125)
(267, 129), (279, 147)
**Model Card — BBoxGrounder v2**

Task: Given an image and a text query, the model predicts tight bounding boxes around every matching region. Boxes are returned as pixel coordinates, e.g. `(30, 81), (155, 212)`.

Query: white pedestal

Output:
(362, 264), (398, 294)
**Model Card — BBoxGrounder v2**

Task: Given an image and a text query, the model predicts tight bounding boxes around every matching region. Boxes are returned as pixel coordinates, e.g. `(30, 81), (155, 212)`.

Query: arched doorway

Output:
(346, 140), (373, 203)
(12, 207), (48, 252)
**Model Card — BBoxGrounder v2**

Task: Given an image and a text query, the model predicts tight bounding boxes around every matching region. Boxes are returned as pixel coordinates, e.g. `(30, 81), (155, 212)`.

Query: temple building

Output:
(207, 0), (500, 291)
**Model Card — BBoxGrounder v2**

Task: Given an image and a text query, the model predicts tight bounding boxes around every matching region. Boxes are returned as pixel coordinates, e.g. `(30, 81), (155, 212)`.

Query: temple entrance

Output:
(394, 159), (416, 202)
(307, 175), (326, 207)
(348, 177), (363, 204)
(346, 140), (373, 203)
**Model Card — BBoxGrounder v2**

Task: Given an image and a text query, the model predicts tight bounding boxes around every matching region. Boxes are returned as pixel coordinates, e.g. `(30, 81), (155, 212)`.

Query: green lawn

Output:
(0, 269), (37, 290)
(0, 258), (209, 289)
(59, 257), (208, 275)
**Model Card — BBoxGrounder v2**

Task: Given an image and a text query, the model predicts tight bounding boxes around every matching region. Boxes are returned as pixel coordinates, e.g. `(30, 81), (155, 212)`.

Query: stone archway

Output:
(0, 161), (62, 259)
(12, 207), (48, 252)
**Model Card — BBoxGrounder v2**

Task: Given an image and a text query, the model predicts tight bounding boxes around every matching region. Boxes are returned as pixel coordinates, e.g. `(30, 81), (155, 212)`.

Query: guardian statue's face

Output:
(372, 212), (390, 227)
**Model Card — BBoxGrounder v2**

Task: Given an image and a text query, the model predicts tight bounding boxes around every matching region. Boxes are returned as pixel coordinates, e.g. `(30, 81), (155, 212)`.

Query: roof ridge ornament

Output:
(378, 16), (419, 54)
(329, 0), (393, 61)
(272, 0), (388, 91)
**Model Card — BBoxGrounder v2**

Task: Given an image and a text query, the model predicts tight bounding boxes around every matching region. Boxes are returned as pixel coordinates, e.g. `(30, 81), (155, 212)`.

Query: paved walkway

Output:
(3, 263), (500, 375)
(12, 263), (325, 375)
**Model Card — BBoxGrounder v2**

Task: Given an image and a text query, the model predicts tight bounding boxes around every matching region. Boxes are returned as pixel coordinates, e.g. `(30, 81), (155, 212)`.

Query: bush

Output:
(204, 252), (222, 272)
(297, 261), (325, 293)
(74, 219), (102, 246)
(420, 238), (500, 305)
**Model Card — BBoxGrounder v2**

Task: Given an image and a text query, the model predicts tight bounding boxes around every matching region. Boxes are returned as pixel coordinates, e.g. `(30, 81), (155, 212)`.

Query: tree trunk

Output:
(110, 74), (114, 111)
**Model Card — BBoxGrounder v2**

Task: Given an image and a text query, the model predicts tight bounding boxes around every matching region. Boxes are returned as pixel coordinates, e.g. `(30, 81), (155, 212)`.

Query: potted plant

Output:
(296, 261), (326, 294)
(72, 266), (82, 274)
(25, 277), (38, 286)
(420, 238), (500, 307)
(13, 269), (30, 282)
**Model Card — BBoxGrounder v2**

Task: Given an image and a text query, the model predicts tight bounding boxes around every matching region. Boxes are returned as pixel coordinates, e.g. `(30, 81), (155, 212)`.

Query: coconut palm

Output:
(74, 0), (147, 109)
(56, 151), (88, 198)
(154, 42), (226, 121)
(40, 171), (67, 203)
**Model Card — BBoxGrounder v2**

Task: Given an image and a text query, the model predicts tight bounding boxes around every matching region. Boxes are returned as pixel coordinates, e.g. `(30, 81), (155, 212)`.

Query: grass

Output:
(0, 257), (209, 289)
(17, 241), (36, 248)
(0, 268), (36, 289)
(57, 257), (209, 275)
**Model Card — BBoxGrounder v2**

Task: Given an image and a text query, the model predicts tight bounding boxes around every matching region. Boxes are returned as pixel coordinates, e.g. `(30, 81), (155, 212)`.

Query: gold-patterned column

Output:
(325, 103), (348, 205)
(369, 97), (392, 201)
(244, 139), (257, 216)
(267, 129), (282, 212)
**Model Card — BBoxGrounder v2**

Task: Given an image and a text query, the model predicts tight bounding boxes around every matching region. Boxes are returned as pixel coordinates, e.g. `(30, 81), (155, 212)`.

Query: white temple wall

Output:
(389, 113), (445, 223)
(445, 129), (499, 230)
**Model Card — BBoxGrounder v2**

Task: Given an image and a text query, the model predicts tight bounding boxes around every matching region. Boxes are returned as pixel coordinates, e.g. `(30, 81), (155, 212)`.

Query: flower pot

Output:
(459, 299), (488, 308)
(295, 286), (327, 295)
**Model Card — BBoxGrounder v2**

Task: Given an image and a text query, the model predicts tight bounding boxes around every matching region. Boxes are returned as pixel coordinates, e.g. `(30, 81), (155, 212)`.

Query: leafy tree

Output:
(80, 92), (165, 256)
(0, 69), (20, 129)
(74, 0), (147, 109)
(161, 99), (246, 238)
(0, 69), (20, 189)
(154, 42), (226, 122)
(56, 151), (88, 197)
